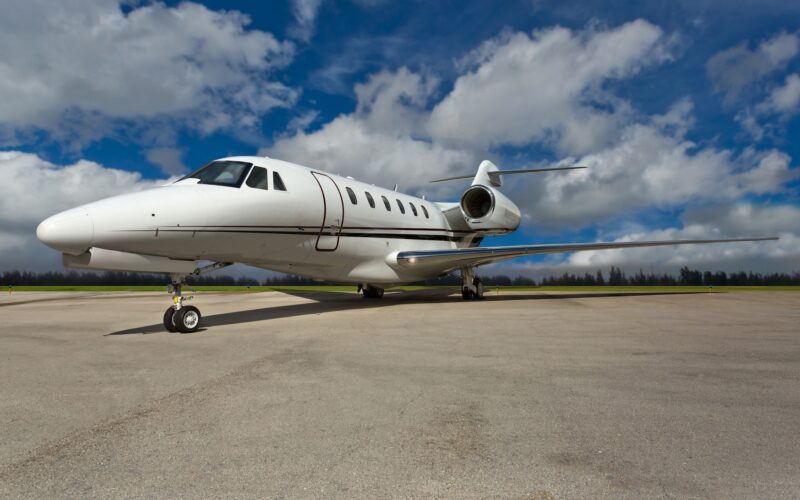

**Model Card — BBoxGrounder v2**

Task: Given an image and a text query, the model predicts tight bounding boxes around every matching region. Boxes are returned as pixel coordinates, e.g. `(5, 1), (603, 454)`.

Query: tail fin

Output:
(430, 160), (586, 187)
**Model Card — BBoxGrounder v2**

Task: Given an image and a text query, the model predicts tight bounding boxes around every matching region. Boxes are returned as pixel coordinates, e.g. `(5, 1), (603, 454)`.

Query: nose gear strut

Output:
(162, 261), (233, 333)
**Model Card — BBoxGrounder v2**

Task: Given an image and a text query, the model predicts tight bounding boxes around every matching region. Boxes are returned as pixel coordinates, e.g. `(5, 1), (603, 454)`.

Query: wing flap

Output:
(395, 237), (778, 271)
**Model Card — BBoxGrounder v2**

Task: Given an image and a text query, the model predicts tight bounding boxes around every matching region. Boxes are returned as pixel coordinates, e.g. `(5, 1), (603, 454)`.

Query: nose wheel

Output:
(160, 262), (231, 333)
(163, 280), (203, 333)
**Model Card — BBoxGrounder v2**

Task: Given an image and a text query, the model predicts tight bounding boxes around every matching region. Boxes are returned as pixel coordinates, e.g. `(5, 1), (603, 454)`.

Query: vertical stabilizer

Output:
(472, 160), (501, 187)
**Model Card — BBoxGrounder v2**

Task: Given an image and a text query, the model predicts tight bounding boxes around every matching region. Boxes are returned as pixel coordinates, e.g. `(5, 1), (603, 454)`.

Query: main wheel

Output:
(462, 288), (474, 300)
(174, 306), (202, 333)
(362, 286), (384, 299)
(474, 278), (485, 300)
(163, 307), (178, 332)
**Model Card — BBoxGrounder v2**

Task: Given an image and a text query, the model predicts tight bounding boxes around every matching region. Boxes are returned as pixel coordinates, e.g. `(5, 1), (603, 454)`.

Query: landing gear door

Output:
(311, 172), (344, 251)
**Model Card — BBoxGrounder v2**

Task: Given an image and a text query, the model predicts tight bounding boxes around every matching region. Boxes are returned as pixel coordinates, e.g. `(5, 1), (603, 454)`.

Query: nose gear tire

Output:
(174, 306), (202, 333)
(163, 307), (178, 332)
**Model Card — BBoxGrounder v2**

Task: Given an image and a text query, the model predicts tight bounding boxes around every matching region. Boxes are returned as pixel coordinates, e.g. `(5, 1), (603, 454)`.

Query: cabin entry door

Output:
(311, 172), (344, 251)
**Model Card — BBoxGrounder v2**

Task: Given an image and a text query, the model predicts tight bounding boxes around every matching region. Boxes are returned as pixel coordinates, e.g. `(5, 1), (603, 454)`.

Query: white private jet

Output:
(36, 156), (776, 333)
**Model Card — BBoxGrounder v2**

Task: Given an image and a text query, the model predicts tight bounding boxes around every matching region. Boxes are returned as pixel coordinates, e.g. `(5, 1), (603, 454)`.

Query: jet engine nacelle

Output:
(460, 184), (521, 233)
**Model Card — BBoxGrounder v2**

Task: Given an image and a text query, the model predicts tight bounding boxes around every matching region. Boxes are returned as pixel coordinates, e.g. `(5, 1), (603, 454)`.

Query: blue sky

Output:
(0, 0), (798, 276)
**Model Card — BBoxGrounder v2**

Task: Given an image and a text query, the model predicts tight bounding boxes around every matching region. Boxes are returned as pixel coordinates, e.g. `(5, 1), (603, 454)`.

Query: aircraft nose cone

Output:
(36, 208), (94, 255)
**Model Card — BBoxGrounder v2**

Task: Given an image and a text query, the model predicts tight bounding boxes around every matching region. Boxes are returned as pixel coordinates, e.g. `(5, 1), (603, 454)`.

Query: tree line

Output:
(2, 266), (799, 287)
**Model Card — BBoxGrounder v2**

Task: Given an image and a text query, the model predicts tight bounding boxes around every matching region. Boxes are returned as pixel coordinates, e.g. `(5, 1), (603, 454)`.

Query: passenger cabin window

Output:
(346, 187), (357, 205)
(396, 199), (405, 214)
(365, 191), (375, 208)
(382, 195), (391, 211)
(421, 205), (429, 218)
(246, 166), (269, 190)
(181, 161), (252, 187)
(409, 202), (418, 216)
(273, 171), (287, 191)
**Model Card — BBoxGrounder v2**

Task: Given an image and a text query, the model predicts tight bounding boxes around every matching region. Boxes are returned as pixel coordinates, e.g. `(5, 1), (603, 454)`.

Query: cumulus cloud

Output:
(706, 32), (799, 103)
(0, 151), (165, 270)
(263, 68), (476, 191)
(265, 21), (677, 190)
(428, 20), (673, 154)
(0, 0), (295, 145)
(558, 204), (800, 273)
(494, 203), (800, 277)
(512, 101), (798, 229)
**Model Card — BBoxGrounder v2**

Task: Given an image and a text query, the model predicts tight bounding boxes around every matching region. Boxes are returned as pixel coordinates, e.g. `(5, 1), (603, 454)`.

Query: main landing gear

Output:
(461, 267), (485, 300)
(162, 262), (232, 333)
(360, 284), (385, 299)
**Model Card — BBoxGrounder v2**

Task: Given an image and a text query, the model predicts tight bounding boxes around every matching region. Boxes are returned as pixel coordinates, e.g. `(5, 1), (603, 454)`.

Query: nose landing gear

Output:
(163, 279), (202, 333)
(162, 262), (232, 333)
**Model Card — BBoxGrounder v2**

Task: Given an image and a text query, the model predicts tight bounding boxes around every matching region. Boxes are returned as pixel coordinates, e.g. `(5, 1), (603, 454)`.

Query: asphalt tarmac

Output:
(1, 289), (798, 499)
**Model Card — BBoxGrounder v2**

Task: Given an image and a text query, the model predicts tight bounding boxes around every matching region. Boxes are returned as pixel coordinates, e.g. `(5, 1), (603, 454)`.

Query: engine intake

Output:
(458, 184), (521, 233)
(461, 185), (495, 220)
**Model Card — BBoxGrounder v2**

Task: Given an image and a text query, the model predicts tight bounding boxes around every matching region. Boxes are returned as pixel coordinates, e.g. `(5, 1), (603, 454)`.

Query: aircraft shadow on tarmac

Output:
(105, 289), (705, 336)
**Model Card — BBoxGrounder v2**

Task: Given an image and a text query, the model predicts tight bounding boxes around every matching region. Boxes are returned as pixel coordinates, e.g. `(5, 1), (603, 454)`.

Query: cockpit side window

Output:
(246, 166), (269, 190)
(346, 187), (357, 205)
(273, 171), (287, 191)
(181, 161), (252, 187)
(382, 195), (391, 211)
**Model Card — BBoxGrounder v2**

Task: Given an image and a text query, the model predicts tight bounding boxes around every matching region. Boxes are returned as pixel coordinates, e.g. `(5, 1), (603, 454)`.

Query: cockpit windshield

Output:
(180, 161), (252, 187)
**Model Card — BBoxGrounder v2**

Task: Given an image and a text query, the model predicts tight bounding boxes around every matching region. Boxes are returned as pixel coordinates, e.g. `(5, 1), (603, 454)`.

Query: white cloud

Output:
(494, 202), (800, 277)
(707, 32), (800, 138)
(289, 0), (324, 42)
(428, 20), (672, 154)
(736, 150), (798, 193)
(706, 32), (799, 103)
(286, 110), (320, 133)
(265, 21), (677, 190)
(265, 115), (476, 193)
(759, 73), (800, 115)
(263, 68), (475, 191)
(0, 151), (165, 270)
(146, 147), (187, 176)
(558, 204), (800, 273)
(512, 101), (798, 229)
(0, 0), (295, 143)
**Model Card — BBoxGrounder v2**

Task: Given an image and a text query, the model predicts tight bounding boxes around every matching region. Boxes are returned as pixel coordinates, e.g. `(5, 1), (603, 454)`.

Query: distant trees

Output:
(2, 267), (799, 287)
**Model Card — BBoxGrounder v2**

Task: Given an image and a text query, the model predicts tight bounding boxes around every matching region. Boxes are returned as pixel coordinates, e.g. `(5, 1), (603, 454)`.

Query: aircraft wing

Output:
(395, 237), (778, 272)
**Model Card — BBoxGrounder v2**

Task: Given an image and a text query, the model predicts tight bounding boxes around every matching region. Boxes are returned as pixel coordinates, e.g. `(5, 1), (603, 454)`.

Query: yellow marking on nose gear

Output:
(173, 296), (180, 304)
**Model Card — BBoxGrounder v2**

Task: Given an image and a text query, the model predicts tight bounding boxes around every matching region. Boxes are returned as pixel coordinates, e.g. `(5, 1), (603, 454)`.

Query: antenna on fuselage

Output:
(393, 184), (398, 191)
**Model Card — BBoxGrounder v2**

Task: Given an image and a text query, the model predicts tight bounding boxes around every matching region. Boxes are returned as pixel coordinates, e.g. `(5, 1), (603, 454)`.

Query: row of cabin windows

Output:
(345, 186), (429, 218)
(245, 166), (287, 191)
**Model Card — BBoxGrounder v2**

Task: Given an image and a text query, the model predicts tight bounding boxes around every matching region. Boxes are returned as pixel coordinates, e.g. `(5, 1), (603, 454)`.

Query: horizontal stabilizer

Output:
(431, 160), (586, 186)
(431, 166), (586, 183)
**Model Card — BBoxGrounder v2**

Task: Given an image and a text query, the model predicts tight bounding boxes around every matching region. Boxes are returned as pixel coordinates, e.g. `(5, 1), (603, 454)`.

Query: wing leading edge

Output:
(395, 237), (778, 272)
